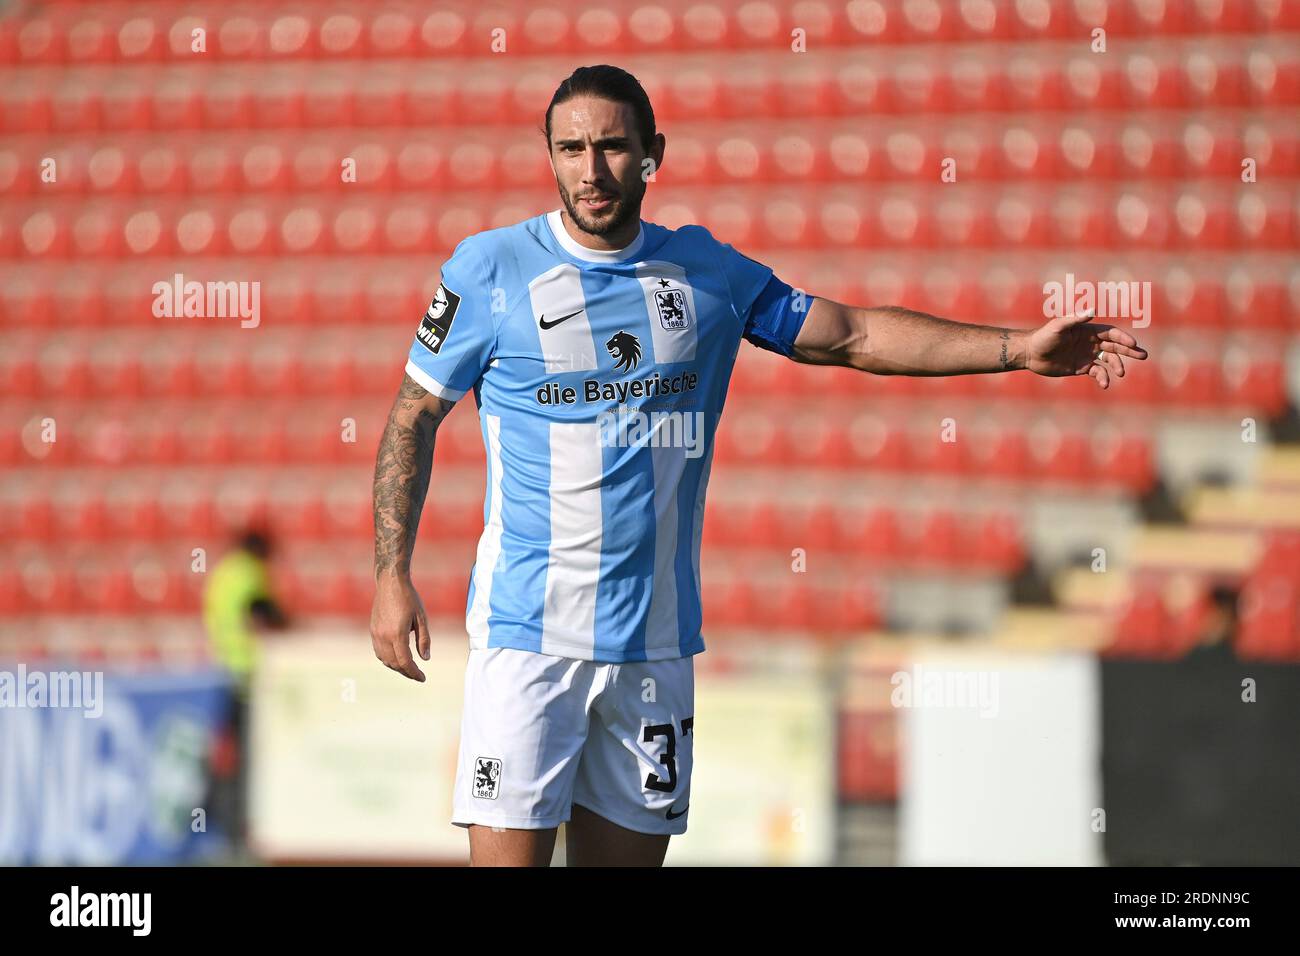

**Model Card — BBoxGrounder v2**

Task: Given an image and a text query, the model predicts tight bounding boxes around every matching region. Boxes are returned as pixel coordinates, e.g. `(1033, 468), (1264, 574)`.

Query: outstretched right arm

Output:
(370, 373), (455, 682)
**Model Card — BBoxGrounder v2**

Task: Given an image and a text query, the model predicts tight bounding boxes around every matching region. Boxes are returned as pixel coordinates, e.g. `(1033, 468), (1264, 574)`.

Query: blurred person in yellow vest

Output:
(202, 526), (287, 857)
(203, 527), (288, 693)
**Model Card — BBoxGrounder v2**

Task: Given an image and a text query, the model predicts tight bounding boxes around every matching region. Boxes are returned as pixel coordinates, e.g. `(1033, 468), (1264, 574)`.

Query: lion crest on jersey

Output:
(654, 286), (690, 331)
(606, 330), (641, 372)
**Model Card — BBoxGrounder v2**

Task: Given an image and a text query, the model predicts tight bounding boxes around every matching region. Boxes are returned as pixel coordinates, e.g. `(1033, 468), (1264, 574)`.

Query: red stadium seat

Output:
(889, 60), (949, 113)
(215, 13), (266, 61)
(1063, 58), (1123, 111)
(226, 204), (274, 255)
(186, 144), (237, 192)
(72, 208), (121, 258)
(1234, 190), (1292, 248)
(1237, 574), (1300, 661)
(87, 146), (134, 193)
(118, 15), (165, 62)
(175, 207), (225, 256)
(66, 16), (115, 64)
(21, 210), (71, 258)
(1012, 0), (1070, 39)
(3, 81), (52, 132)
(1157, 348), (1223, 407)
(51, 84), (98, 132)
(0, 147), (26, 197)
(267, 13), (314, 58)
(202, 76), (254, 129)
(1004, 55), (1063, 112)
(137, 145), (187, 192)
(1117, 125), (1178, 178)
(318, 13), (365, 58)
(1123, 54), (1184, 109)
(17, 16), (61, 65)
(152, 77), (201, 130)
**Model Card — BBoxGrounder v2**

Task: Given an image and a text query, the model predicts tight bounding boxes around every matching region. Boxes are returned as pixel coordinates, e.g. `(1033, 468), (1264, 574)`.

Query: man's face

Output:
(547, 95), (663, 238)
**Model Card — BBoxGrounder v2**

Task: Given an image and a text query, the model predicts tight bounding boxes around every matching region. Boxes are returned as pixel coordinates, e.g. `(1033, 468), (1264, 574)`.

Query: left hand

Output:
(1023, 309), (1150, 389)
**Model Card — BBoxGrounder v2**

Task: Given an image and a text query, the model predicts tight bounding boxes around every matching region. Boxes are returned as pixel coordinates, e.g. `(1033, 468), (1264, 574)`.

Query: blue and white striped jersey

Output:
(406, 208), (808, 663)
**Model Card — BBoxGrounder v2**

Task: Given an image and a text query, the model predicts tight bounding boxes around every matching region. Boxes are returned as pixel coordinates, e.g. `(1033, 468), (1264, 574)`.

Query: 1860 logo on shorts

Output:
(473, 756), (502, 799)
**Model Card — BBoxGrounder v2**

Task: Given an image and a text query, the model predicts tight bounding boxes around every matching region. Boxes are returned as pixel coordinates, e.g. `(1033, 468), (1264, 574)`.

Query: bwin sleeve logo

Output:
(605, 330), (642, 371)
(416, 282), (462, 355)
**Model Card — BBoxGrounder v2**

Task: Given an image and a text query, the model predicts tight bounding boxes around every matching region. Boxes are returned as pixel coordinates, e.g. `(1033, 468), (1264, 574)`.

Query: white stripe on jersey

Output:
(541, 422), (604, 657)
(467, 413), (505, 645)
(646, 443), (687, 653)
(529, 264), (598, 373)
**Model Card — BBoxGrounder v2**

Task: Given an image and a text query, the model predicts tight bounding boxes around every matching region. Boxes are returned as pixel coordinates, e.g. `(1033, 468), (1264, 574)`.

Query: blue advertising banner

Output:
(0, 664), (235, 865)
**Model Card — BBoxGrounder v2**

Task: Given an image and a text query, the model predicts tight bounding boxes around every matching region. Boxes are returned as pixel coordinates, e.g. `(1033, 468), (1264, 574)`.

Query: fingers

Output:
(370, 582), (430, 682)
(1098, 340), (1148, 360)
(415, 604), (431, 662)
(1097, 349), (1125, 379)
(1088, 361), (1111, 389)
(386, 635), (425, 681)
(370, 622), (427, 682)
(1095, 327), (1149, 358)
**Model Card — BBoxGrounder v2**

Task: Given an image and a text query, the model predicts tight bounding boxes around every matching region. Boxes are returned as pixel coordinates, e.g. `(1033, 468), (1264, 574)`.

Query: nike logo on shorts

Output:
(666, 803), (688, 820)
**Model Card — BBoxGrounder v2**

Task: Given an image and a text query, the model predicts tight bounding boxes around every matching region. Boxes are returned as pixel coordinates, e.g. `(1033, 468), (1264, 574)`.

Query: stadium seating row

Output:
(1, 399), (1168, 486)
(5, 0), (1297, 65)
(2, 469), (1026, 567)
(0, 549), (885, 631)
(7, 185), (1296, 259)
(10, 536), (1295, 657)
(8, 119), (1296, 195)
(6, 46), (1296, 134)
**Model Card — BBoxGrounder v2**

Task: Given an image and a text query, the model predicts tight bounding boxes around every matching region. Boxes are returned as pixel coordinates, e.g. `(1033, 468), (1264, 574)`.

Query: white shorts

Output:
(451, 645), (695, 836)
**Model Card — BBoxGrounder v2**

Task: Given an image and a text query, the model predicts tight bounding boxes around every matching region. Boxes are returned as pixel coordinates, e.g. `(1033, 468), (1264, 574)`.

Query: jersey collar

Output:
(546, 208), (644, 263)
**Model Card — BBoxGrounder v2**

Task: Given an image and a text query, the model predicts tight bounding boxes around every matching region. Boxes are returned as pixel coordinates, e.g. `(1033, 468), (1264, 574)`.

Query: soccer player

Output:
(370, 65), (1148, 867)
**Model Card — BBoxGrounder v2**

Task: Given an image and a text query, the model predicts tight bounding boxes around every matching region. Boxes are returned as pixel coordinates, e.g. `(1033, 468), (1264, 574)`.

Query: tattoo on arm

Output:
(373, 375), (452, 577)
(999, 330), (1011, 370)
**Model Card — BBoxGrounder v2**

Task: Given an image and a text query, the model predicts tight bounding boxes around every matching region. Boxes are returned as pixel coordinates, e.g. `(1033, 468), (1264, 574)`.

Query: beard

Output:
(559, 181), (643, 238)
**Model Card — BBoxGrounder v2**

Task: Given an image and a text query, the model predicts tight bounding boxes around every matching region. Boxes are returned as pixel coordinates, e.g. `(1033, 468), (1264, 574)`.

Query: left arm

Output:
(790, 299), (1148, 388)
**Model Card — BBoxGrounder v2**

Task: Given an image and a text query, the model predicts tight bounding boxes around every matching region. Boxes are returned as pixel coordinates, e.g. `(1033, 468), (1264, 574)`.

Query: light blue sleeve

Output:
(405, 238), (497, 401)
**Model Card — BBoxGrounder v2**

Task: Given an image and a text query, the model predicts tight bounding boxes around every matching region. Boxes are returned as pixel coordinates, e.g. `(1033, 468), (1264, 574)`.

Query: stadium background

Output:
(1, 0), (1298, 865)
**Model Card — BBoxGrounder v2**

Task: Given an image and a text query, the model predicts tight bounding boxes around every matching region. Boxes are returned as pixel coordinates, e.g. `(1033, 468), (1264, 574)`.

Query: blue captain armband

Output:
(741, 274), (810, 358)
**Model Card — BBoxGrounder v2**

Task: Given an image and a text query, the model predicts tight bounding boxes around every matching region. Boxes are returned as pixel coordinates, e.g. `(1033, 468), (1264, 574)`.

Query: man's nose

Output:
(581, 145), (606, 180)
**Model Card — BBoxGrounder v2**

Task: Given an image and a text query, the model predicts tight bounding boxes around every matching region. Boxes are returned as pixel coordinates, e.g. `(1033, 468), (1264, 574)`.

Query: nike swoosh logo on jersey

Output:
(538, 309), (584, 330)
(666, 803), (688, 820)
